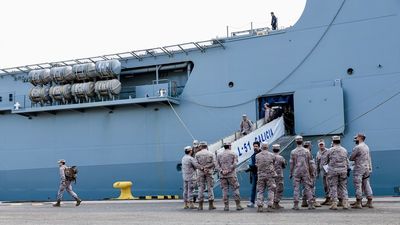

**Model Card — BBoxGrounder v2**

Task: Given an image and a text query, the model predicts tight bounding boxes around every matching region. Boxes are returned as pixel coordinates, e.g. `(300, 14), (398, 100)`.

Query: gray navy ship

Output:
(0, 0), (399, 201)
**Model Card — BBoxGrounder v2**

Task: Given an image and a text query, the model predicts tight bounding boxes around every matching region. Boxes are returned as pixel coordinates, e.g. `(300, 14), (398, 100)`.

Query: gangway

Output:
(207, 117), (287, 189)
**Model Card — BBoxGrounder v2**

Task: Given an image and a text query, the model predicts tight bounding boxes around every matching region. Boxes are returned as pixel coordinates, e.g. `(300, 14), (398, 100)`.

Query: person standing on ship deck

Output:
(271, 12), (278, 30)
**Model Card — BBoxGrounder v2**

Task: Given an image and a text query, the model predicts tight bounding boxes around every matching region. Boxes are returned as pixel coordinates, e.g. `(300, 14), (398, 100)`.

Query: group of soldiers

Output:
(181, 133), (374, 212)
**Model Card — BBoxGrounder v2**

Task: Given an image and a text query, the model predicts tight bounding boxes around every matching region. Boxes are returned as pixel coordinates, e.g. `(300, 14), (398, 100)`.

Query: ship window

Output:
(9, 93), (13, 102)
(0, 96), (2, 102)
(228, 82), (234, 88)
(347, 68), (354, 75)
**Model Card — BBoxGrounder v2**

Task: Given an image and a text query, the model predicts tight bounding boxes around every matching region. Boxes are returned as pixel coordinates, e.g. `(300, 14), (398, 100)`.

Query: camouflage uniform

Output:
(350, 142), (373, 201)
(324, 142), (349, 208)
(181, 154), (201, 203)
(240, 116), (253, 135)
(290, 145), (314, 208)
(273, 151), (285, 207)
(195, 148), (216, 202)
(255, 148), (277, 209)
(217, 146), (243, 210)
(316, 146), (330, 199)
(53, 162), (81, 207)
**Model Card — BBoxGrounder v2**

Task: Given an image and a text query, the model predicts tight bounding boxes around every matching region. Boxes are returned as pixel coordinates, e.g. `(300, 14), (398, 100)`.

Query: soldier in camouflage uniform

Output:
(324, 136), (349, 210)
(316, 139), (331, 205)
(290, 136), (315, 210)
(53, 159), (81, 207)
(350, 133), (374, 209)
(256, 142), (277, 212)
(195, 141), (216, 210)
(216, 142), (243, 211)
(240, 114), (253, 136)
(301, 141), (321, 208)
(272, 144), (286, 209)
(181, 146), (203, 209)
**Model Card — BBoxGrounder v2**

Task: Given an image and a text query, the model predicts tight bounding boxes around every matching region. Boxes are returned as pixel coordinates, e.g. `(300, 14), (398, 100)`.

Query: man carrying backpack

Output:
(53, 159), (82, 207)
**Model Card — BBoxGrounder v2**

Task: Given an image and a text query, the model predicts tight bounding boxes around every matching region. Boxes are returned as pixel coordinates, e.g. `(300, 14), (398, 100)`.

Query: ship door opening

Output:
(257, 94), (294, 135)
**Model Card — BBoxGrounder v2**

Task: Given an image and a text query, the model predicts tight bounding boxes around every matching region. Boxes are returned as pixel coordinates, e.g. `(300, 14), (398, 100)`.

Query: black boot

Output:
(53, 200), (61, 207)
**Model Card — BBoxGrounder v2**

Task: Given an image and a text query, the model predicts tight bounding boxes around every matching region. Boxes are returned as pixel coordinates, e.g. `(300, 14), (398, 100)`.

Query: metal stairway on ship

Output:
(206, 116), (295, 188)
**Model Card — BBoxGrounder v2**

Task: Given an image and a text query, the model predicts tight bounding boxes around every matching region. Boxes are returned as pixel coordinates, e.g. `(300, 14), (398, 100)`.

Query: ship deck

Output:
(1, 197), (399, 225)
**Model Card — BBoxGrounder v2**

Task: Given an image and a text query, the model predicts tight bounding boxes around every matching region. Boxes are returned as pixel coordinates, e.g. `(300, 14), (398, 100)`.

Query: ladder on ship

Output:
(207, 116), (295, 189)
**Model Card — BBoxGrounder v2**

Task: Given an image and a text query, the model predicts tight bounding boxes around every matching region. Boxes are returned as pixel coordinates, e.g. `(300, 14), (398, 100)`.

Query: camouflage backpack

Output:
(64, 166), (78, 183)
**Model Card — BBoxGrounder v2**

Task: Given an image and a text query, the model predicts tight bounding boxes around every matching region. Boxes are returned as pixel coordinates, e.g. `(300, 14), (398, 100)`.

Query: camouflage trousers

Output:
(322, 174), (330, 198)
(220, 177), (241, 202)
(198, 174), (214, 201)
(183, 180), (195, 202)
(256, 176), (276, 207)
(274, 176), (284, 203)
(293, 175), (313, 203)
(57, 180), (78, 201)
(303, 177), (317, 201)
(353, 170), (373, 199)
(328, 172), (348, 202)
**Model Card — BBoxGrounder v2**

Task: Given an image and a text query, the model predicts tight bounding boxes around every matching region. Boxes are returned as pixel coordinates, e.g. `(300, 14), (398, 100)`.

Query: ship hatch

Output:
(294, 86), (345, 136)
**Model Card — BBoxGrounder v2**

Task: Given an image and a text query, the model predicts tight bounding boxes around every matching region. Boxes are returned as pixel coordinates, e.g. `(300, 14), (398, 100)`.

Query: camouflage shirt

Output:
(316, 148), (329, 175)
(217, 149), (238, 178)
(325, 145), (349, 174)
(350, 142), (370, 173)
(256, 150), (277, 178)
(290, 146), (314, 177)
(273, 153), (286, 178)
(181, 155), (201, 181)
(195, 149), (216, 175)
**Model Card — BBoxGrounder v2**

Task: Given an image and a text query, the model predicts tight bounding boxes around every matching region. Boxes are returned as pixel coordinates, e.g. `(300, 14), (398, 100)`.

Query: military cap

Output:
(193, 140), (199, 147)
(303, 141), (311, 146)
(242, 114), (247, 117)
(223, 142), (231, 146)
(272, 144), (280, 150)
(261, 142), (269, 148)
(199, 141), (208, 146)
(295, 135), (303, 141)
(332, 136), (341, 141)
(318, 139), (325, 145)
(57, 159), (65, 163)
(356, 133), (366, 138)
(184, 146), (192, 151)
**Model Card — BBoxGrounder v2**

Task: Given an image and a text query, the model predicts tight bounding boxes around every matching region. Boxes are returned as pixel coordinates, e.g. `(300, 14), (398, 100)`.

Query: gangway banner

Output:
(219, 117), (285, 166)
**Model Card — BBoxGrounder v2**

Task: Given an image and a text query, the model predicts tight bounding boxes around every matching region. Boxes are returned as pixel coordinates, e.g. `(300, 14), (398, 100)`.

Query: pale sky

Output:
(0, 0), (306, 69)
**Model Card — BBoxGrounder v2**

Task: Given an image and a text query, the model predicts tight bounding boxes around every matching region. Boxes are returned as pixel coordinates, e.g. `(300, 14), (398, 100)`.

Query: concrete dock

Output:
(1, 197), (400, 225)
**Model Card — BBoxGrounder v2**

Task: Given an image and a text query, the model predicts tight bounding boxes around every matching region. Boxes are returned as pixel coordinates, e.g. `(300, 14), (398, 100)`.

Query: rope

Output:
(167, 99), (195, 141)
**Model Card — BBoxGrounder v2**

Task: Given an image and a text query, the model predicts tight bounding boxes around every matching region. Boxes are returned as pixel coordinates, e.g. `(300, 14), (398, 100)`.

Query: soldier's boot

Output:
(337, 198), (344, 207)
(364, 197), (374, 208)
(74, 198), (82, 207)
(292, 201), (300, 210)
(189, 201), (197, 209)
(224, 201), (229, 211)
(330, 202), (338, 210)
(351, 199), (362, 209)
(308, 200), (316, 210)
(273, 201), (284, 209)
(266, 205), (274, 212)
(301, 198), (308, 207)
(198, 201), (204, 210)
(208, 200), (216, 210)
(183, 201), (189, 209)
(313, 200), (322, 207)
(235, 200), (244, 211)
(257, 205), (263, 212)
(342, 199), (349, 210)
(52, 200), (61, 207)
(321, 197), (331, 205)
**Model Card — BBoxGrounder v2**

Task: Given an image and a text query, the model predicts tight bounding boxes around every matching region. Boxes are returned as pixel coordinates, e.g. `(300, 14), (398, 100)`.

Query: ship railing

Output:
(0, 40), (225, 76)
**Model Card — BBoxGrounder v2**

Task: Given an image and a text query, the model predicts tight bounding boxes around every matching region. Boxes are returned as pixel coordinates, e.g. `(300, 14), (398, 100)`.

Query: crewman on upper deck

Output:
(271, 12), (278, 30)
